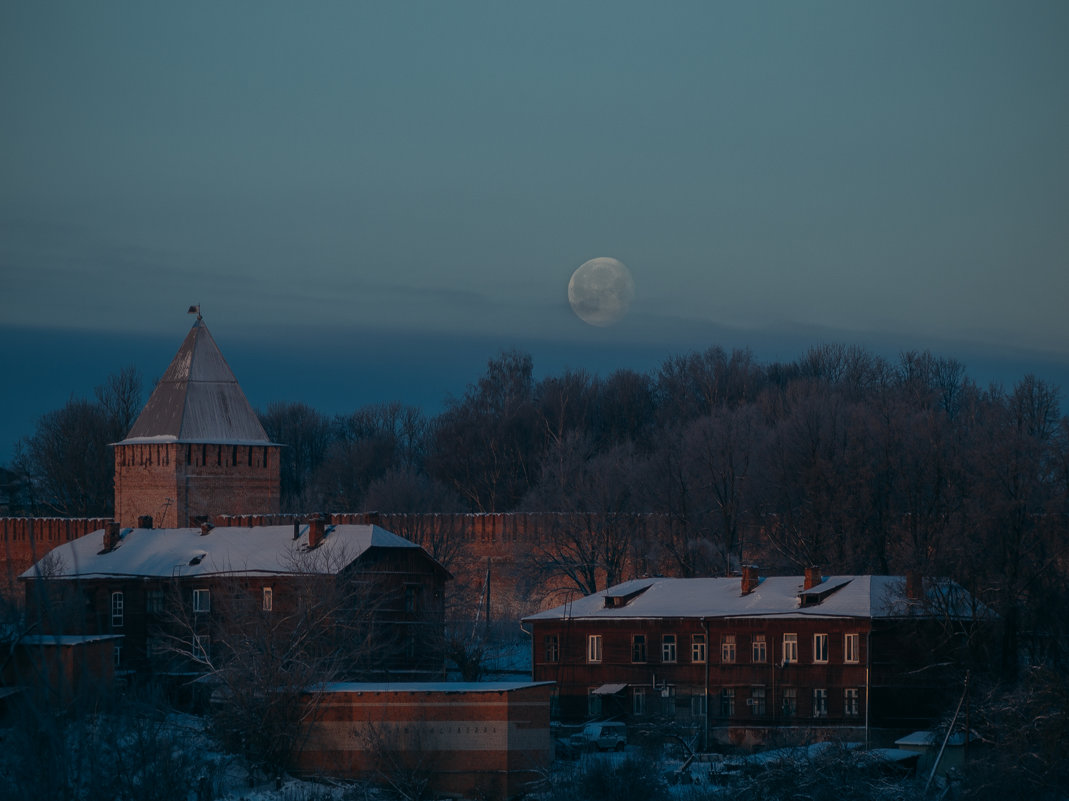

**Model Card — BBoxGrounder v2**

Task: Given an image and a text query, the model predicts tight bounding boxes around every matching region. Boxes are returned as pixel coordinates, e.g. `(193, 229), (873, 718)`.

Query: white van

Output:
(569, 721), (627, 751)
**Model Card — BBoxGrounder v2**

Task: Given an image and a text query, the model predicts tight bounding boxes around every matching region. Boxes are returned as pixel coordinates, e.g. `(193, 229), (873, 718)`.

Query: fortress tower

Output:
(112, 313), (280, 527)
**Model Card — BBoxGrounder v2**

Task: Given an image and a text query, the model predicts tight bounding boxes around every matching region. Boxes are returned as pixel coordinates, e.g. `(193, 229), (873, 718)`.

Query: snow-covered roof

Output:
(117, 317), (273, 445)
(18, 634), (123, 646)
(523, 575), (983, 622)
(20, 523), (423, 581)
(315, 681), (555, 694)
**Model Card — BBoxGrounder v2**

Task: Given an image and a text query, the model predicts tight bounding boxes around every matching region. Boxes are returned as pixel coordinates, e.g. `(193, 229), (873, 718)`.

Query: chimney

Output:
(803, 566), (822, 591)
(906, 571), (923, 602)
(307, 515), (325, 548)
(102, 522), (121, 552)
(137, 515), (153, 530)
(741, 565), (759, 595)
(293, 519), (301, 540)
(199, 520), (213, 536)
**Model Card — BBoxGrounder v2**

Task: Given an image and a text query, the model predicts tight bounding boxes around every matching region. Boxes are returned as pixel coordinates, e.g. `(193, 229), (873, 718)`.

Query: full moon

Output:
(568, 257), (635, 327)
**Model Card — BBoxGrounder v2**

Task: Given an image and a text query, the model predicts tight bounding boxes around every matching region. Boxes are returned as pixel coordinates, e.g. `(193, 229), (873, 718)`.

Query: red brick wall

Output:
(295, 684), (552, 799)
(0, 517), (110, 600)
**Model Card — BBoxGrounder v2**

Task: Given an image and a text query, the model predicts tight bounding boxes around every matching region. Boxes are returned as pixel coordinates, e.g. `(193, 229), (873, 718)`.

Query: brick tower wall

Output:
(114, 442), (280, 528)
(0, 517), (111, 600)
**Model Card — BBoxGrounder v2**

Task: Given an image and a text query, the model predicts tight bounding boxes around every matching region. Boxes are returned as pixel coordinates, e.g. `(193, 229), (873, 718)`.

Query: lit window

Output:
(111, 591), (124, 628)
(262, 587), (273, 612)
(783, 633), (798, 663)
(844, 688), (860, 716)
(662, 634), (677, 663)
(632, 687), (646, 715)
(782, 687), (797, 717)
(752, 634), (767, 663)
(720, 688), (735, 717)
(193, 589), (210, 613)
(691, 634), (707, 663)
(631, 634), (647, 663)
(721, 634), (736, 663)
(813, 688), (828, 718)
(587, 635), (603, 663)
(813, 633), (829, 663)
(751, 686), (766, 716)
(844, 633), (860, 663)
(544, 634), (559, 663)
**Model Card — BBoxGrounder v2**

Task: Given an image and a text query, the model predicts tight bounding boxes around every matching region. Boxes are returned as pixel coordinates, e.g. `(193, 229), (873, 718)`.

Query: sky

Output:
(2, 1), (1068, 462)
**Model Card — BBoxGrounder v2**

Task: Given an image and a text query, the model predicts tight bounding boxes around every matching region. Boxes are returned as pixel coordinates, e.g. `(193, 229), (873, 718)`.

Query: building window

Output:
(783, 633), (798, 664)
(844, 633), (860, 664)
(588, 688), (602, 717)
(192, 635), (211, 663)
(631, 634), (648, 662)
(111, 591), (124, 628)
(147, 590), (164, 615)
(721, 634), (736, 663)
(720, 688), (735, 717)
(632, 687), (646, 716)
(690, 693), (707, 717)
(751, 686), (766, 716)
(662, 685), (676, 717)
(813, 633), (829, 663)
(752, 634), (767, 663)
(662, 634), (677, 663)
(262, 586), (273, 612)
(782, 687), (797, 717)
(193, 588), (210, 613)
(544, 635), (559, 663)
(691, 634), (707, 663)
(587, 635), (603, 663)
(404, 585), (421, 613)
(813, 688), (828, 718)
(844, 688), (860, 717)
(113, 643), (122, 668)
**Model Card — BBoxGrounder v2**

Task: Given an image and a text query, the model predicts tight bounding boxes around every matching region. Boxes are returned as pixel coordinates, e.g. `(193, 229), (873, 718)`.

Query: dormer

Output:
(603, 583), (653, 609)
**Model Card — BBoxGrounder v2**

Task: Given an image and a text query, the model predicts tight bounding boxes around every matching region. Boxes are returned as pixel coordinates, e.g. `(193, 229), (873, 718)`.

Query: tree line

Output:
(8, 343), (1069, 675)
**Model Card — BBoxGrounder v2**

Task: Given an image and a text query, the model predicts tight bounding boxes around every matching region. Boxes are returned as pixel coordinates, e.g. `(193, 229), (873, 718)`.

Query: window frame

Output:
(193, 588), (210, 613)
(782, 687), (797, 717)
(110, 591), (124, 628)
(783, 633), (798, 664)
(752, 634), (767, 663)
(262, 586), (273, 612)
(691, 633), (707, 663)
(721, 634), (737, 663)
(631, 634), (648, 663)
(632, 687), (646, 716)
(720, 687), (735, 717)
(661, 634), (678, 663)
(813, 633), (829, 663)
(192, 634), (211, 663)
(751, 685), (766, 716)
(587, 634), (603, 663)
(844, 632), (860, 664)
(812, 688), (828, 718)
(544, 634), (560, 663)
(844, 688), (860, 717)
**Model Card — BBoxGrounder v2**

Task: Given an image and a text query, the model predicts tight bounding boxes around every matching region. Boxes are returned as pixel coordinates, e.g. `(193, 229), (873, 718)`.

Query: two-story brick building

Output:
(524, 568), (984, 746)
(20, 515), (450, 682)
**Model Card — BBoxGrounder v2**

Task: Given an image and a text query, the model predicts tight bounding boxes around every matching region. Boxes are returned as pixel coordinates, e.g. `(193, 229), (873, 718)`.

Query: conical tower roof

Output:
(118, 316), (271, 445)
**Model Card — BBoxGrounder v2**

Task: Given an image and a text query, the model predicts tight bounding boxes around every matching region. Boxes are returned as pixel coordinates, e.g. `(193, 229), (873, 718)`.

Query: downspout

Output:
(865, 628), (871, 750)
(701, 617), (710, 751)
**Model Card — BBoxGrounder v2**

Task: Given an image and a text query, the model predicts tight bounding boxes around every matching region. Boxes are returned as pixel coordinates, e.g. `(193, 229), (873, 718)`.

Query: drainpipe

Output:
(865, 628), (871, 750)
(701, 617), (710, 751)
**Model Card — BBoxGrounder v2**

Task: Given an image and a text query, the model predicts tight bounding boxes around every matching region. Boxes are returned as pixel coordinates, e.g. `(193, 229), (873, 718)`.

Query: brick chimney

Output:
(137, 515), (153, 530)
(803, 566), (822, 591)
(102, 522), (121, 552)
(199, 520), (213, 536)
(741, 565), (759, 595)
(906, 571), (923, 602)
(307, 515), (325, 548)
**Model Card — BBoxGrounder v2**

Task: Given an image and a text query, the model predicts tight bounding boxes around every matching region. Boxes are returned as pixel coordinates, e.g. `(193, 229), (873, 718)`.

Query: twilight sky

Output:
(2, 1), (1068, 462)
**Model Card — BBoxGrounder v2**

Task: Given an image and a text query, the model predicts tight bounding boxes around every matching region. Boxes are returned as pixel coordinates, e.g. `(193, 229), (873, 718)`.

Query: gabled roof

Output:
(21, 523), (433, 581)
(117, 317), (272, 445)
(523, 575), (984, 622)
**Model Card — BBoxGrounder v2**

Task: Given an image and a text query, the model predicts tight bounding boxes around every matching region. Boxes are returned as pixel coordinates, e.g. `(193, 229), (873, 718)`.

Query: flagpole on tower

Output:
(188, 304), (202, 320)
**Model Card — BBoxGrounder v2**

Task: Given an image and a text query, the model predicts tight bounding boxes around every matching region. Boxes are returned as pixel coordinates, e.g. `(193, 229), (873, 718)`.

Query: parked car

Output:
(569, 722), (627, 752)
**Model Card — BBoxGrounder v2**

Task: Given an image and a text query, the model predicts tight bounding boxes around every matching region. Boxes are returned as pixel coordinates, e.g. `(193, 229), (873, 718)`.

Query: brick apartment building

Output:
(525, 568), (985, 746)
(19, 516), (450, 680)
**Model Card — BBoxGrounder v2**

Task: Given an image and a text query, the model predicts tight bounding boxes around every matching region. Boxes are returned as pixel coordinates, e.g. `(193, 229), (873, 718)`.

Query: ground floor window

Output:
(844, 688), (860, 716)
(720, 688), (735, 717)
(690, 693), (707, 717)
(661, 685), (676, 717)
(813, 688), (828, 718)
(750, 686), (766, 716)
(588, 688), (602, 717)
(632, 687), (646, 716)
(782, 687), (797, 717)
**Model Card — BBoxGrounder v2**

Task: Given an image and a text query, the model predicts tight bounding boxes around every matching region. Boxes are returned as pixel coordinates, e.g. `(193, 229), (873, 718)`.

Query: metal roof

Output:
(523, 575), (985, 621)
(20, 523), (426, 580)
(117, 317), (272, 445)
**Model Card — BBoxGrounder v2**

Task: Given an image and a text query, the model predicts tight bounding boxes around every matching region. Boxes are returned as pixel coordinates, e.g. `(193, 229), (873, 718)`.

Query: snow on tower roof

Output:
(117, 316), (272, 445)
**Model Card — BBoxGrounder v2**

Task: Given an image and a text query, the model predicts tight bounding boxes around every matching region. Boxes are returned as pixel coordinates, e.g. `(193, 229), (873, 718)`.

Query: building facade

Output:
(525, 569), (983, 745)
